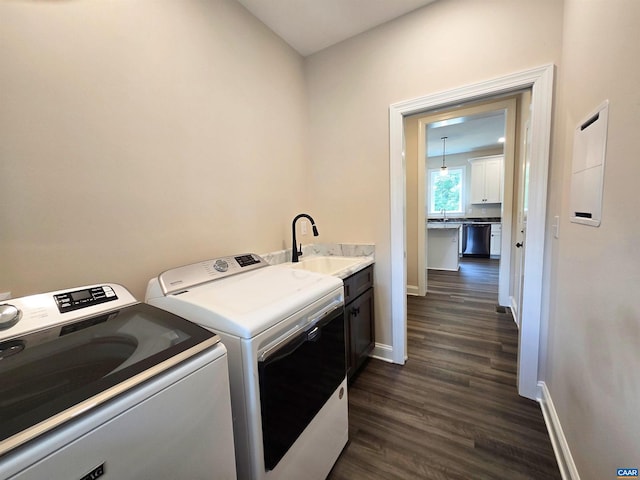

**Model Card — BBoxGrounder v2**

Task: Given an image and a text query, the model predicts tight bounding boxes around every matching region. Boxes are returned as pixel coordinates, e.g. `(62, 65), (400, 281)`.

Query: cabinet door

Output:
(348, 288), (374, 378)
(490, 233), (501, 256)
(469, 160), (486, 204)
(490, 223), (502, 256)
(469, 155), (503, 204)
(343, 265), (373, 304)
(484, 158), (503, 203)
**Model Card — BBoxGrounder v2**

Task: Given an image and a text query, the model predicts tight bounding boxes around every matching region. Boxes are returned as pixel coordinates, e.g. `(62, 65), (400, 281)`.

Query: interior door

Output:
(512, 118), (531, 327)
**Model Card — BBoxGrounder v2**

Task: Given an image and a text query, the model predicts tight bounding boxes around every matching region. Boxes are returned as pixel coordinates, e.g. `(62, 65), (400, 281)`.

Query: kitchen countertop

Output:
(427, 223), (462, 229)
(427, 217), (501, 225)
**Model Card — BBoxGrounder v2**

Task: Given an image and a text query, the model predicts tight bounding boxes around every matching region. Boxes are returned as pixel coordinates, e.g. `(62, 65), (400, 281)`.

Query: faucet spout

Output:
(291, 213), (319, 262)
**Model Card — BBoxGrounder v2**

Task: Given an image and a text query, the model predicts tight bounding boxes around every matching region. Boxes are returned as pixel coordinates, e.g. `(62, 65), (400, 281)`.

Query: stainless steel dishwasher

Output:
(462, 224), (491, 257)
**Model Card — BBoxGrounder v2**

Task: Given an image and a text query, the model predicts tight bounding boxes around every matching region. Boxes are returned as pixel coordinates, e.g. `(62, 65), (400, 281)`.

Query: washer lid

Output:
(0, 301), (219, 457)
(152, 264), (343, 338)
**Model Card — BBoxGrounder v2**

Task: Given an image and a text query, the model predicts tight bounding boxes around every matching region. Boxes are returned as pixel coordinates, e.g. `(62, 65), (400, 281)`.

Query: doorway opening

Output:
(404, 95), (521, 306)
(388, 65), (554, 400)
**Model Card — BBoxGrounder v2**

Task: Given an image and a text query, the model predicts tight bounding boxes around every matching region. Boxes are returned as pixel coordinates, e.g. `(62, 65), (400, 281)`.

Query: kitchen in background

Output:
(403, 91), (529, 303)
(425, 108), (505, 276)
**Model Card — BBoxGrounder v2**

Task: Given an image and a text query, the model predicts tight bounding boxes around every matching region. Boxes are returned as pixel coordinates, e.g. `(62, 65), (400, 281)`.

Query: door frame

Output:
(411, 98), (517, 302)
(388, 64), (554, 400)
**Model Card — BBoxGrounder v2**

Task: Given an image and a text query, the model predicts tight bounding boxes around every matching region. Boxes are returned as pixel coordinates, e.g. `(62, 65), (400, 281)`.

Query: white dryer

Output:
(0, 283), (236, 480)
(146, 253), (348, 480)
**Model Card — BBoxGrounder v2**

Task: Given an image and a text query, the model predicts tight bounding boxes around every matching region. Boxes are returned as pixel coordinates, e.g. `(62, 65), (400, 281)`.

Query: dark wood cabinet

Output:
(344, 265), (374, 381)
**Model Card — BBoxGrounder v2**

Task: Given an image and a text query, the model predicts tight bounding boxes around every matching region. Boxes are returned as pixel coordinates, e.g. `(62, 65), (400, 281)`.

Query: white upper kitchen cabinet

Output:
(469, 155), (503, 204)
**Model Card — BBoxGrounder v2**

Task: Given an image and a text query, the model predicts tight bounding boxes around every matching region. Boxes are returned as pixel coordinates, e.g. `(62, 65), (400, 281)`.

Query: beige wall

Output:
(305, 0), (563, 347)
(2, 0), (639, 475)
(0, 0), (308, 299)
(546, 0), (640, 477)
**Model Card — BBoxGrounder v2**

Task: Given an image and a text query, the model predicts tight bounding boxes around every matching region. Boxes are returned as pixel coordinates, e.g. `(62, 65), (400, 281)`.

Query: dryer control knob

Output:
(214, 259), (229, 273)
(0, 304), (22, 331)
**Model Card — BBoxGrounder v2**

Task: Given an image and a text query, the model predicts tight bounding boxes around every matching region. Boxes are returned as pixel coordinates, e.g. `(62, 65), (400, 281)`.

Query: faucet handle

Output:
(297, 243), (303, 257)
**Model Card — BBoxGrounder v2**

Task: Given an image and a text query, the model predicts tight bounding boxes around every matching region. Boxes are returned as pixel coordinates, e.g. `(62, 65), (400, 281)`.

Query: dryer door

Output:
(258, 304), (346, 471)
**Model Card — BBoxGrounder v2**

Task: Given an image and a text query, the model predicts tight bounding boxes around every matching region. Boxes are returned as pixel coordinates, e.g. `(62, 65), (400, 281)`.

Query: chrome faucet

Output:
(441, 208), (448, 222)
(291, 213), (319, 262)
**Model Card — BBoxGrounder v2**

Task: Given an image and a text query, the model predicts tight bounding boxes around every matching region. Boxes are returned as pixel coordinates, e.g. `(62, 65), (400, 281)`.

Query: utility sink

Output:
(285, 256), (369, 277)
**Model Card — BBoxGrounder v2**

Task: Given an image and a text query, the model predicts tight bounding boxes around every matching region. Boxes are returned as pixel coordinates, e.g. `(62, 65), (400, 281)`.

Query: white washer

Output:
(146, 253), (348, 480)
(0, 284), (236, 480)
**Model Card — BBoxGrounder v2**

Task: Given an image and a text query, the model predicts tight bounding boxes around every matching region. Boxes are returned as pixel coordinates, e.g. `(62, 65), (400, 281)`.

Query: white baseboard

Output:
(407, 284), (420, 296)
(538, 382), (581, 480)
(370, 343), (394, 363)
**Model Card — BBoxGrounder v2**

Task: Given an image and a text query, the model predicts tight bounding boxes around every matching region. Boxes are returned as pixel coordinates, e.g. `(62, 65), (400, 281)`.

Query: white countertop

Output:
(282, 255), (374, 279)
(427, 223), (462, 229)
(261, 243), (375, 279)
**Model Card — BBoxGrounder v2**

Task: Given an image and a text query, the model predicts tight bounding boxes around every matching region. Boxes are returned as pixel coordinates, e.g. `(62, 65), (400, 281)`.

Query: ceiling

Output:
(236, 0), (438, 56)
(236, 0), (503, 155)
(427, 111), (506, 157)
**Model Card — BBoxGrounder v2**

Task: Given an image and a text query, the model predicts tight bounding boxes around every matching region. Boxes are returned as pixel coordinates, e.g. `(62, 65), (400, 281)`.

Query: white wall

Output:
(305, 0), (563, 348)
(0, 0), (308, 299)
(545, 1), (640, 477)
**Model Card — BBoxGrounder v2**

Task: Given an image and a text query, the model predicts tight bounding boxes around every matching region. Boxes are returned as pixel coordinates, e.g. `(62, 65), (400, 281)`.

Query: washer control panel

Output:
(54, 285), (119, 313)
(0, 284), (137, 341)
(158, 253), (268, 295)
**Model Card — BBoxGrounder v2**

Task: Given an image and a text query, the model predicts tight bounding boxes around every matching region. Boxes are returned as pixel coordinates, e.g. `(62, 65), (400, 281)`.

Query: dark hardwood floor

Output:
(328, 258), (561, 480)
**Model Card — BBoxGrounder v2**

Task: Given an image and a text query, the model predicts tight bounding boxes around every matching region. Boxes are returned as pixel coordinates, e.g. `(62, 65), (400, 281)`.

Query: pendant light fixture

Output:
(440, 136), (448, 176)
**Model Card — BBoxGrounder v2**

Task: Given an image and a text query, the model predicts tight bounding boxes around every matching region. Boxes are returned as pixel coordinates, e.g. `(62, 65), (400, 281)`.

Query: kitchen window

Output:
(428, 167), (464, 215)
